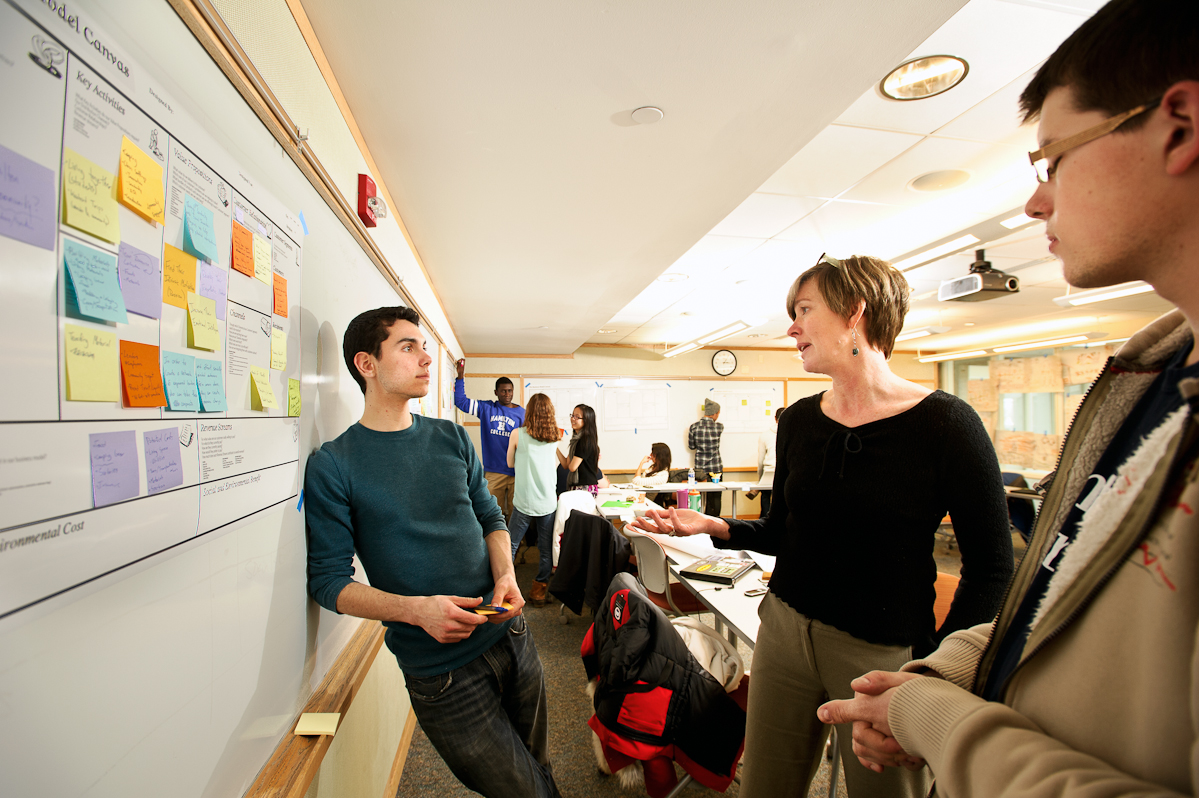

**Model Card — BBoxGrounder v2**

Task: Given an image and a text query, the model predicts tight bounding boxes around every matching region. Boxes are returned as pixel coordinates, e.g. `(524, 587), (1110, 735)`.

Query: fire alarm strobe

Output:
(357, 174), (387, 227)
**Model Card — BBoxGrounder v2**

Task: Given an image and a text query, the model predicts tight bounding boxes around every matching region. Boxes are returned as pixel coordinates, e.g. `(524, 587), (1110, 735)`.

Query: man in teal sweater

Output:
(305, 306), (560, 798)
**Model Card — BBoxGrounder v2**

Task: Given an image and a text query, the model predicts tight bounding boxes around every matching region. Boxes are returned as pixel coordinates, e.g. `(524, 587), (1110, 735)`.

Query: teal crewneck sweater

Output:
(305, 415), (509, 676)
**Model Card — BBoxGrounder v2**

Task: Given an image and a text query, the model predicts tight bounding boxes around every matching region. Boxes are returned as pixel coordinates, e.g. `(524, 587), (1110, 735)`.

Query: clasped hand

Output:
(412, 574), (524, 644)
(818, 670), (927, 773)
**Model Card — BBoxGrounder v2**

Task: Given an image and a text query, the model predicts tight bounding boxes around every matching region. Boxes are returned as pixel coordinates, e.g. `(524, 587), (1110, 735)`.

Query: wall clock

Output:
(711, 349), (737, 376)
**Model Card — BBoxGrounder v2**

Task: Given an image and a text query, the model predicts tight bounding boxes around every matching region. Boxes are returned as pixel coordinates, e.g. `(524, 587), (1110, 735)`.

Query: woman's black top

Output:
(719, 390), (1013, 657)
(573, 437), (600, 486)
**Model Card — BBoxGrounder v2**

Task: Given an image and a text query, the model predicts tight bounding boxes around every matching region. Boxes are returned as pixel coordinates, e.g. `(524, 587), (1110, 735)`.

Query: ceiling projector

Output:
(938, 250), (1020, 302)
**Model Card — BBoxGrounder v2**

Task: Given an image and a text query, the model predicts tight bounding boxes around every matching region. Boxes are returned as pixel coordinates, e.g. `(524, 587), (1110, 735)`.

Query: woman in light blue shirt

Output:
(506, 393), (564, 606)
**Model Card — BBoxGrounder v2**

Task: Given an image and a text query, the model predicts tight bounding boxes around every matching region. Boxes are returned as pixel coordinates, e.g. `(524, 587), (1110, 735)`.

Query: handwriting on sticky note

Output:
(65, 324), (119, 402)
(186, 291), (220, 351)
(162, 244), (196, 310)
(117, 242), (161, 319)
(62, 148), (120, 243)
(230, 222), (254, 278)
(89, 430), (139, 507)
(117, 136), (165, 224)
(0, 143), (56, 250)
(119, 340), (167, 407)
(252, 233), (272, 285)
(63, 238), (128, 324)
(250, 365), (278, 410)
(288, 378), (301, 417)
(161, 351), (200, 411)
(199, 262), (228, 321)
(143, 427), (184, 494)
(273, 272), (288, 317)
(195, 359), (228, 412)
(270, 327), (286, 370)
(182, 194), (219, 262)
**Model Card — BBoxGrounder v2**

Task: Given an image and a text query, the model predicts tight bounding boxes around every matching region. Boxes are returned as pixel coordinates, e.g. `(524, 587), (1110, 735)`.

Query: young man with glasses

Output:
(819, 1), (1199, 794)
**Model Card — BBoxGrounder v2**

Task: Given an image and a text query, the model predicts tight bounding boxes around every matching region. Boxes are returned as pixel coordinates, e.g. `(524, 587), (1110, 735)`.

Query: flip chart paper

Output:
(288, 378), (301, 417)
(252, 233), (272, 285)
(194, 359), (228, 412)
(162, 244), (196, 310)
(89, 430), (139, 507)
(117, 136), (165, 224)
(272, 273), (288, 317)
(161, 351), (200, 411)
(119, 340), (167, 407)
(64, 324), (119, 402)
(0, 143), (56, 250)
(143, 427), (183, 494)
(270, 327), (286, 370)
(230, 221), (254, 278)
(117, 242), (161, 319)
(62, 148), (120, 243)
(63, 238), (128, 323)
(182, 194), (219, 262)
(186, 291), (220, 351)
(250, 365), (278, 410)
(199, 262), (228, 320)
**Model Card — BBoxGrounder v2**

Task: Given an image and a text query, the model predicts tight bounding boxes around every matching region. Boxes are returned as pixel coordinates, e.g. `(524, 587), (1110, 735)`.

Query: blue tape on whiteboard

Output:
(297, 490), (304, 511)
(666, 383), (671, 388)
(595, 381), (602, 387)
(525, 382), (531, 387)
(298, 212), (309, 235)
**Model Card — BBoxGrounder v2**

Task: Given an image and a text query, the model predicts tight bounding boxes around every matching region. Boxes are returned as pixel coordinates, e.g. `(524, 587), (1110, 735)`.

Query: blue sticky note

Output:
(0, 143), (56, 250)
(298, 211), (308, 235)
(161, 351), (200, 411)
(64, 238), (128, 323)
(194, 358), (228, 411)
(143, 427), (184, 495)
(117, 241), (161, 319)
(198, 261), (228, 321)
(182, 194), (220, 262)
(89, 430), (139, 507)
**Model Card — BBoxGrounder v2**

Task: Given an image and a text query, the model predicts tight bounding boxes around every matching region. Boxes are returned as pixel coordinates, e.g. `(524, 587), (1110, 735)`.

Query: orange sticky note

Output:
(231, 222), (254, 278)
(119, 340), (167, 407)
(273, 273), (288, 317)
(162, 244), (196, 310)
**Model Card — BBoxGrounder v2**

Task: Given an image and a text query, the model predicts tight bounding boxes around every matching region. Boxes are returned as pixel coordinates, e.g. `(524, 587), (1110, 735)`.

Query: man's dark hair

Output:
(342, 306), (421, 395)
(496, 377), (513, 390)
(1019, 0), (1199, 125)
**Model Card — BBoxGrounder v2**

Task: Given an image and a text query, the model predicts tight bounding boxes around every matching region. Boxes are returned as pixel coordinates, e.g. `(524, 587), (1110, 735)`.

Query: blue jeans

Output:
(403, 615), (560, 798)
(509, 508), (555, 583)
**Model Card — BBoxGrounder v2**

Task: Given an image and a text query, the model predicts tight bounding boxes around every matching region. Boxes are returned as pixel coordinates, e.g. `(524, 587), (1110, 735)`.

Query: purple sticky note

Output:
(143, 427), (184, 495)
(198, 261), (228, 320)
(0, 143), (56, 250)
(117, 241), (162, 319)
(89, 430), (140, 508)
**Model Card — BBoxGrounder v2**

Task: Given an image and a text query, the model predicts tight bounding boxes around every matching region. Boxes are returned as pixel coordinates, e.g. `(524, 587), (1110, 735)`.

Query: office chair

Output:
(623, 531), (708, 617)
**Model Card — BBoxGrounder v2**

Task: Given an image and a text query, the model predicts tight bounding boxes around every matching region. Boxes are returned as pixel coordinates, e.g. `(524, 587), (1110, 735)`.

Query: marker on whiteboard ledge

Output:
(294, 712), (339, 737)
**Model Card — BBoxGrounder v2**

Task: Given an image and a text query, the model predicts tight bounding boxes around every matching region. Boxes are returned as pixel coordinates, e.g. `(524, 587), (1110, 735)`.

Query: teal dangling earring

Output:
(852, 328), (859, 357)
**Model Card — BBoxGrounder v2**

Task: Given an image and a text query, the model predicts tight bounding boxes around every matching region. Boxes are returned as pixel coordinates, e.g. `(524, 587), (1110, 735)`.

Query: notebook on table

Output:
(678, 554), (755, 585)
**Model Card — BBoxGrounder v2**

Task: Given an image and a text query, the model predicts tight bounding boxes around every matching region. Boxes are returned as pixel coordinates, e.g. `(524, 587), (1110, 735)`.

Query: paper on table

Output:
(161, 351), (200, 411)
(119, 340), (167, 407)
(198, 262), (228, 320)
(117, 136), (165, 224)
(182, 194), (219, 262)
(230, 221), (254, 278)
(0, 143), (56, 250)
(162, 244), (196, 310)
(641, 531), (721, 559)
(186, 291), (220, 351)
(143, 427), (183, 494)
(288, 378), (300, 417)
(746, 552), (776, 573)
(272, 272), (287, 317)
(63, 238), (128, 324)
(89, 430), (139, 507)
(117, 242), (161, 319)
(194, 358), (228, 412)
(270, 327), (286, 370)
(250, 365), (278, 410)
(65, 324), (119, 401)
(252, 233), (272, 285)
(62, 148), (120, 243)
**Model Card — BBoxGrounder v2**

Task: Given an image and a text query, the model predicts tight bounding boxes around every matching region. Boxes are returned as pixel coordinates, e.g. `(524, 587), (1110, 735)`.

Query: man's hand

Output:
(456, 359), (465, 379)
(627, 507), (729, 540)
(487, 572), (525, 624)
(818, 670), (926, 773)
(406, 595), (490, 644)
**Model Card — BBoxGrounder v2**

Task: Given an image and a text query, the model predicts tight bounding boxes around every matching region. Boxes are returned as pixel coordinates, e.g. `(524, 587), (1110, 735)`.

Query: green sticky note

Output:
(161, 351), (200, 411)
(288, 378), (301, 417)
(64, 238), (128, 324)
(182, 194), (220, 262)
(195, 358), (228, 412)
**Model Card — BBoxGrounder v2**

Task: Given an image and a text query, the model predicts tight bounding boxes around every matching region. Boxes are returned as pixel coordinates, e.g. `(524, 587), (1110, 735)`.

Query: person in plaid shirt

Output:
(688, 398), (724, 516)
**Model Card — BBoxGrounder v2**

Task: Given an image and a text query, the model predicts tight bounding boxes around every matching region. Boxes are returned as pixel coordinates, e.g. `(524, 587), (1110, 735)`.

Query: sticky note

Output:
(117, 242), (161, 319)
(288, 378), (301, 417)
(162, 244), (196, 310)
(272, 273), (288, 318)
(186, 291), (220, 351)
(195, 358), (228, 412)
(143, 427), (183, 494)
(89, 430), (139, 507)
(252, 233), (272, 285)
(199, 262), (228, 320)
(0, 143), (56, 250)
(294, 713), (339, 736)
(62, 148), (120, 243)
(119, 340), (167, 407)
(230, 221), (254, 278)
(270, 327), (286, 370)
(182, 194), (219, 262)
(117, 136), (165, 224)
(63, 238), (128, 324)
(162, 351), (200, 411)
(250, 365), (278, 410)
(65, 324), (119, 401)
(233, 205), (244, 224)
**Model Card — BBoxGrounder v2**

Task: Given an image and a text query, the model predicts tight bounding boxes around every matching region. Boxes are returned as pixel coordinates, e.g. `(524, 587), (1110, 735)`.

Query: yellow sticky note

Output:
(270, 327), (286, 370)
(250, 365), (278, 410)
(742, 399), (748, 405)
(62, 148), (121, 243)
(64, 323), (119, 401)
(162, 244), (197, 310)
(252, 234), (272, 285)
(186, 291), (220, 351)
(288, 378), (301, 417)
(117, 136), (165, 224)
(294, 712), (339, 736)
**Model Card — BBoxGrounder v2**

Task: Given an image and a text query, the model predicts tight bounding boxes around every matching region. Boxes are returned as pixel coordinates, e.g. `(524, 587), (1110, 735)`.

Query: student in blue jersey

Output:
(506, 393), (563, 607)
(455, 360), (525, 521)
(306, 307), (560, 798)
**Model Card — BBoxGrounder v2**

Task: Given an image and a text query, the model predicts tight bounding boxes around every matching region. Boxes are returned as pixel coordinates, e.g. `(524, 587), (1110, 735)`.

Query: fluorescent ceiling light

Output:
(918, 350), (988, 363)
(697, 322), (749, 345)
(892, 235), (980, 272)
(993, 335), (1091, 353)
(894, 325), (950, 342)
(1000, 213), (1035, 229)
(662, 342), (700, 358)
(1053, 281), (1154, 307)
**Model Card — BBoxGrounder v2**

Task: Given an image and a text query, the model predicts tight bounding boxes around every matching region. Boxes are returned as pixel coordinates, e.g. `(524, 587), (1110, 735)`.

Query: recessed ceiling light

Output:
(631, 106), (664, 124)
(657, 273), (688, 283)
(964, 322), (975, 327)
(909, 170), (971, 192)
(597, 329), (617, 334)
(881, 55), (969, 101)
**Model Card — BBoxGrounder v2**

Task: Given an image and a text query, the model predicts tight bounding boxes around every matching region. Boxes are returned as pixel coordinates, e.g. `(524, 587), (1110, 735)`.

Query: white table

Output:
(611, 480), (761, 520)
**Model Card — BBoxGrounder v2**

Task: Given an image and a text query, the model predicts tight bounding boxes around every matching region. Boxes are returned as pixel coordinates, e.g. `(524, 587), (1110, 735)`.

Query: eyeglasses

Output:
(570, 414), (583, 420)
(815, 252), (842, 269)
(1029, 98), (1160, 184)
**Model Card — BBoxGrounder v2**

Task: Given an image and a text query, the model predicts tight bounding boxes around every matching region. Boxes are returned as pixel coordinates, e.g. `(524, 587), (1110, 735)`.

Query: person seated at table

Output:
(631, 442), (672, 488)
(629, 253), (1013, 798)
(507, 393), (563, 607)
(557, 404), (602, 494)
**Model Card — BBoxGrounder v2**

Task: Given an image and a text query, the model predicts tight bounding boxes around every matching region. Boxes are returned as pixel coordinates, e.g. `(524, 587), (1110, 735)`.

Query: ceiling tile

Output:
(840, 136), (1023, 206)
(708, 193), (826, 239)
(758, 125), (923, 198)
(935, 65), (1041, 143)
